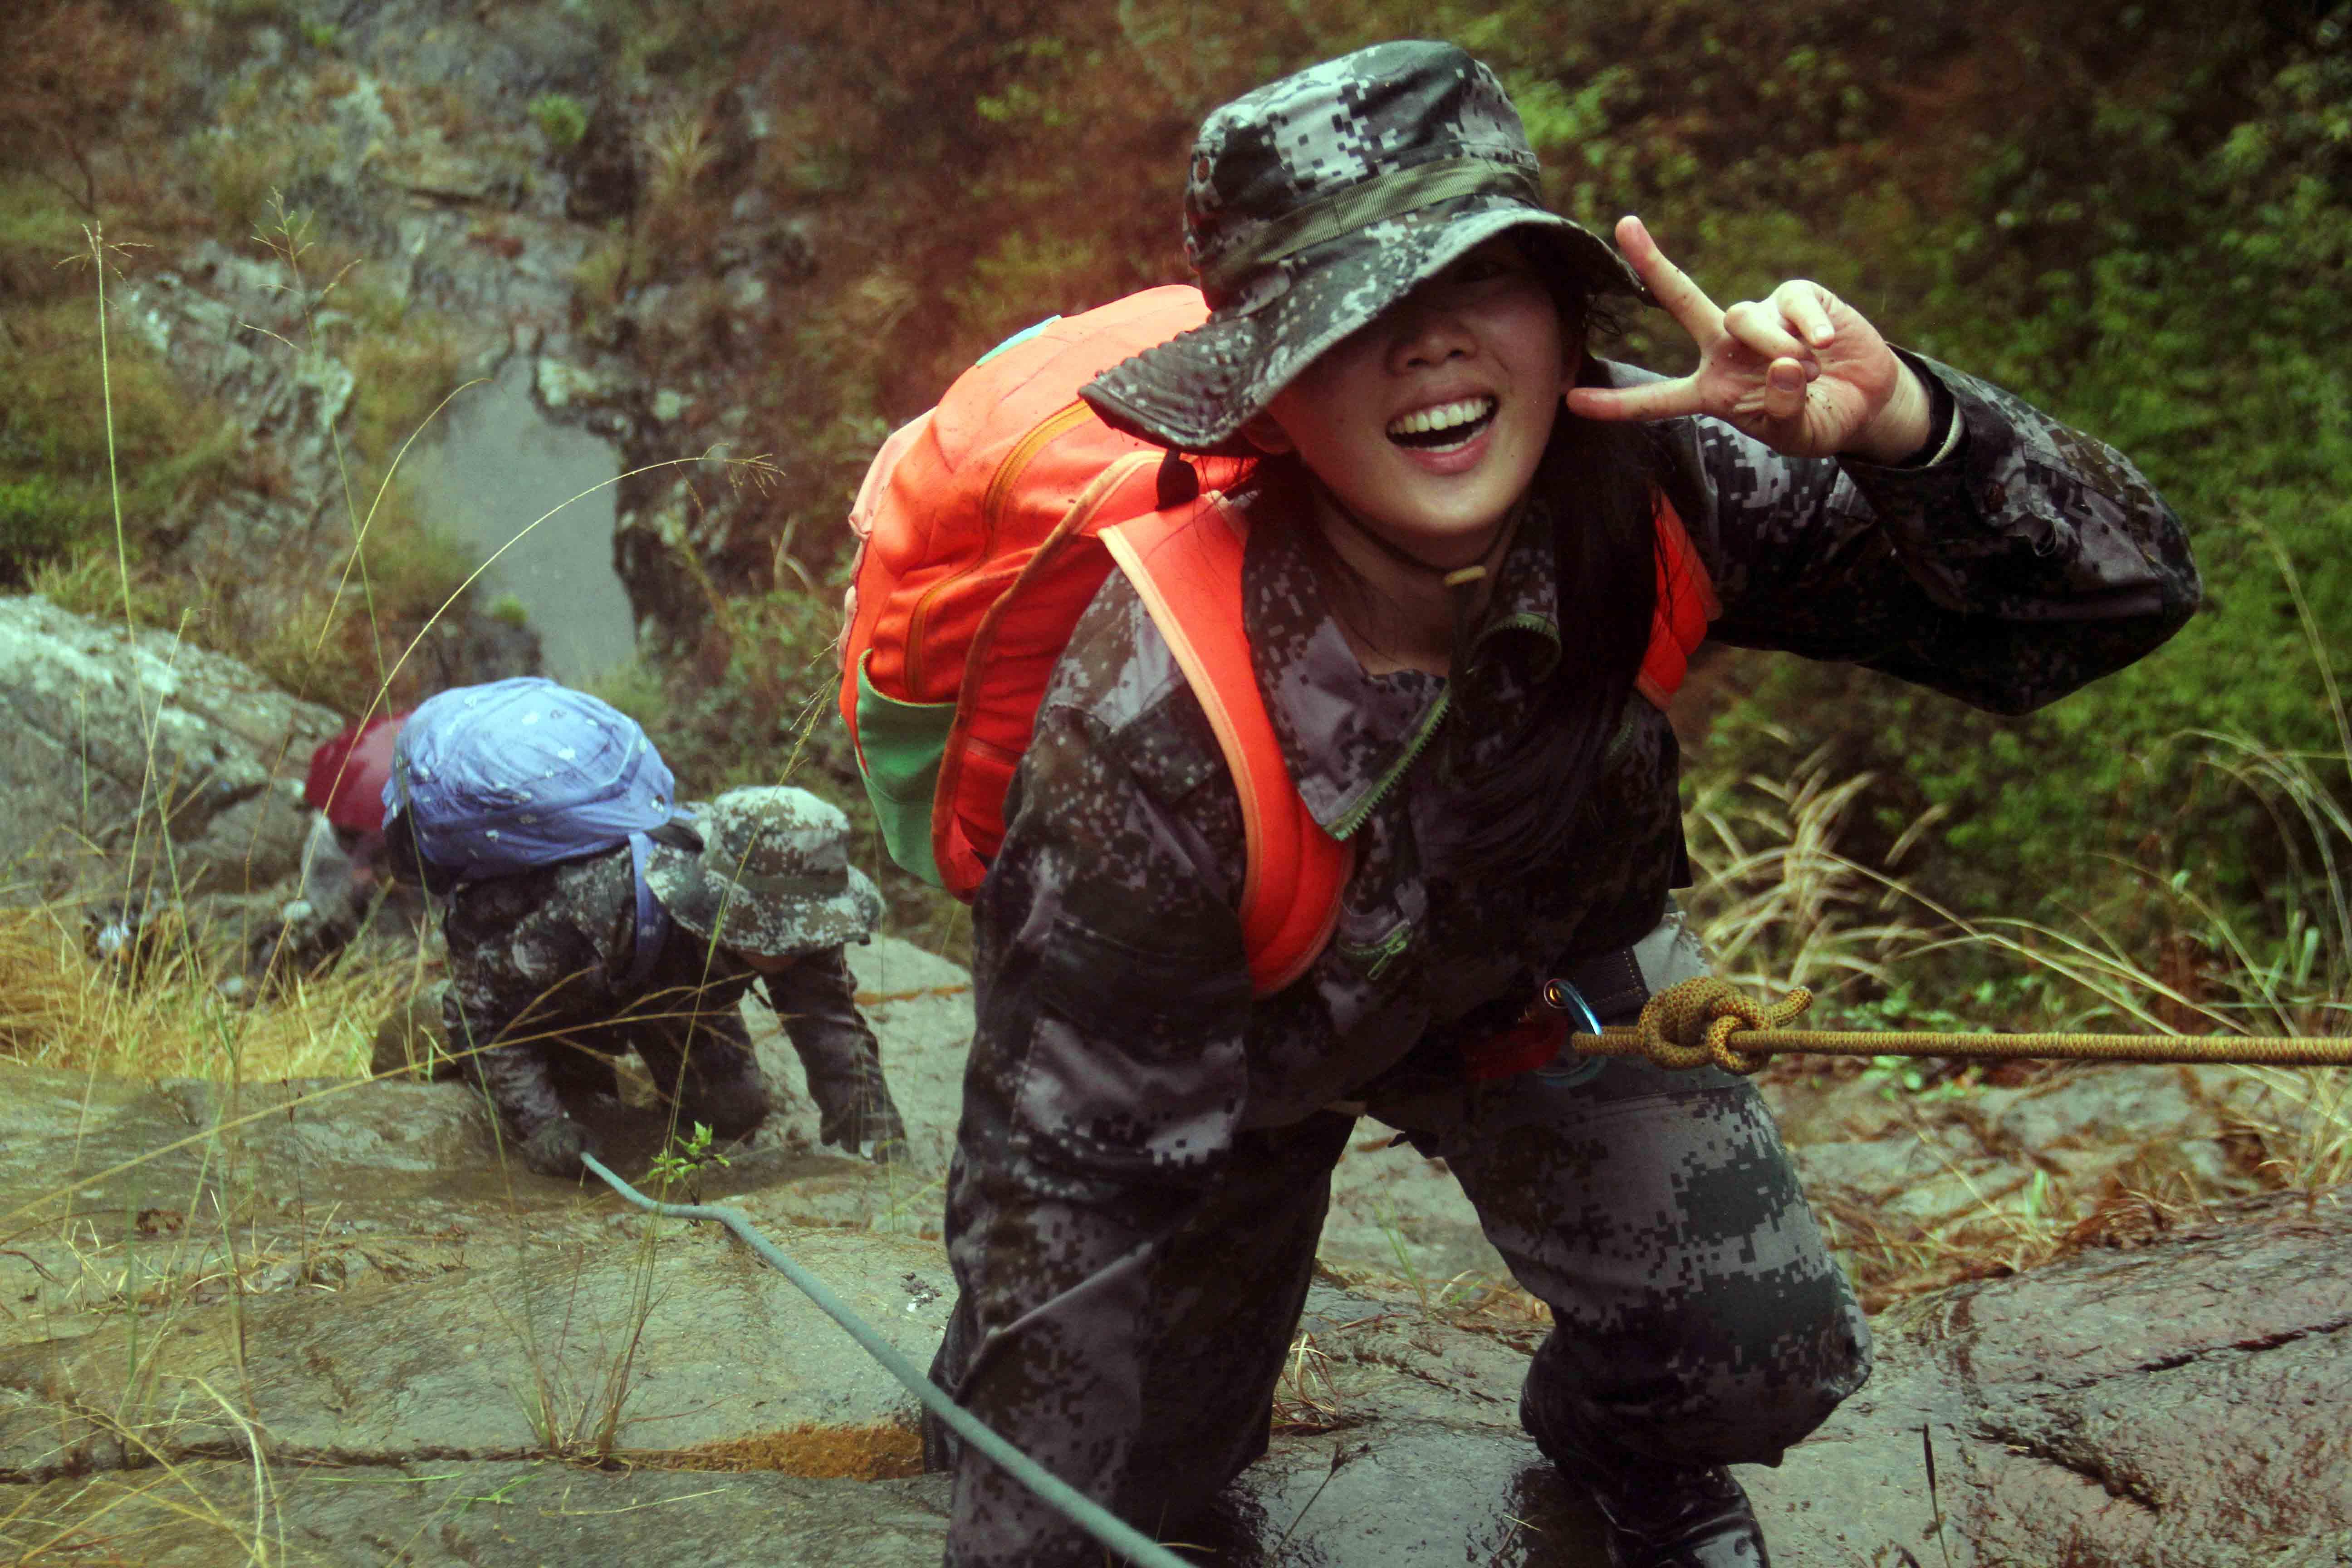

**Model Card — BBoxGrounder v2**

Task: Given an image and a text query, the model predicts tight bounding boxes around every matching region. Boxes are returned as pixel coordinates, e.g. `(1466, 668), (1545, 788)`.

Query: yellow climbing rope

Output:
(1573, 976), (2352, 1076)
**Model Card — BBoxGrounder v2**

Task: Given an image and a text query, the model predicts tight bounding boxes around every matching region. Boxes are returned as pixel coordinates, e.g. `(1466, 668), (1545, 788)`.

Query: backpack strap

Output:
(624, 830), (669, 988)
(1102, 501), (1352, 998)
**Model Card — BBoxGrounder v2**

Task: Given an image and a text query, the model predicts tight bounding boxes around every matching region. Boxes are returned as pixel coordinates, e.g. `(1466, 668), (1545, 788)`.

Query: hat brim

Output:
(1083, 198), (1647, 456)
(647, 851), (885, 960)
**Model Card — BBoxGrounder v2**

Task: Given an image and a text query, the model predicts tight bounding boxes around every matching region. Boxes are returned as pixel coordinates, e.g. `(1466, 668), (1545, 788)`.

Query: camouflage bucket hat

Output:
(1082, 40), (1647, 457)
(645, 786), (883, 960)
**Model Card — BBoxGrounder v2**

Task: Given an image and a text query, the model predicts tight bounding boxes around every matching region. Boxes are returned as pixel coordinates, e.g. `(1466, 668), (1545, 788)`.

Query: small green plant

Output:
(30, 546), (170, 623)
(528, 93), (590, 152)
(487, 592), (530, 629)
(647, 1120), (730, 1200)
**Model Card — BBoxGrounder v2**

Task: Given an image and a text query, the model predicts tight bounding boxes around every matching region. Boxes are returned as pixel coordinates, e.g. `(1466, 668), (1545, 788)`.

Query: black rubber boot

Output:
(1520, 1386), (1772, 1568)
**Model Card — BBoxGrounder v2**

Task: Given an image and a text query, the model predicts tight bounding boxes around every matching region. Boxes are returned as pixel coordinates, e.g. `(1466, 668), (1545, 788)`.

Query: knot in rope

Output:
(1635, 977), (1816, 1075)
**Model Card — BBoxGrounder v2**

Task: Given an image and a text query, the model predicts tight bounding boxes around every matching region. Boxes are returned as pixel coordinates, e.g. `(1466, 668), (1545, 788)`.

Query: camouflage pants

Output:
(931, 916), (1871, 1567)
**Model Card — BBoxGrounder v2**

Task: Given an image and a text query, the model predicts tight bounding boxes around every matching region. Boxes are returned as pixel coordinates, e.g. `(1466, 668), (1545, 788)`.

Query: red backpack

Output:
(839, 286), (1715, 997)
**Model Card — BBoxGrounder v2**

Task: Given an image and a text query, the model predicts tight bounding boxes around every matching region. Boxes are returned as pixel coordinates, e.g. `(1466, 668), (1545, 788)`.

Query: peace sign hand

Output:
(1567, 216), (1933, 464)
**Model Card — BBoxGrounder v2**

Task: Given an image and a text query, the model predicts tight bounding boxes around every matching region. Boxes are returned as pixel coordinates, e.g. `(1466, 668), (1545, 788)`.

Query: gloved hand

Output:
(813, 1077), (910, 1164)
(518, 1117), (595, 1179)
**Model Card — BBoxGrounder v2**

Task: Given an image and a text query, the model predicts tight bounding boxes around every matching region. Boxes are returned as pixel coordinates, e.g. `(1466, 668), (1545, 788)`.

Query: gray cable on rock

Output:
(579, 1152), (1192, 1568)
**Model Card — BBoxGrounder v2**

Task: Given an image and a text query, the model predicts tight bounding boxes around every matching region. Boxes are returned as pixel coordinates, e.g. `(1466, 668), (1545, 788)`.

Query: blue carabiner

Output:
(1534, 978), (1607, 1087)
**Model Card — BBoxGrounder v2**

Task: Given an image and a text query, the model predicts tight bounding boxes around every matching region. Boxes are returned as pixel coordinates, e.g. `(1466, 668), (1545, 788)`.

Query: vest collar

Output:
(1238, 472), (1563, 838)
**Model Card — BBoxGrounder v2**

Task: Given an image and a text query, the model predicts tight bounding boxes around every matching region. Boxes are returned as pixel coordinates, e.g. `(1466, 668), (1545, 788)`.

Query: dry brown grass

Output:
(1823, 1162), (2235, 1314)
(1270, 1330), (1349, 1435)
(639, 1420), (925, 1480)
(0, 901), (399, 1080)
(1684, 743), (1939, 1002)
(1682, 702), (2349, 1313)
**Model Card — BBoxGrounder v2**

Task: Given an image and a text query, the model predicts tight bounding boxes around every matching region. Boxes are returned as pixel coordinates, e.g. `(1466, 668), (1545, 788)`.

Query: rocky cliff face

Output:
(0, 594), (341, 899)
(145, 0), (826, 658)
(104, 225), (547, 707)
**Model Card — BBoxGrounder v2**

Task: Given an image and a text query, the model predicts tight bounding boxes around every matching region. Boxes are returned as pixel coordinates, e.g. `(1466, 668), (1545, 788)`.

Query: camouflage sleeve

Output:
(440, 883), (609, 1137)
(975, 683), (1253, 1184)
(1682, 353), (2201, 715)
(761, 946), (875, 1078)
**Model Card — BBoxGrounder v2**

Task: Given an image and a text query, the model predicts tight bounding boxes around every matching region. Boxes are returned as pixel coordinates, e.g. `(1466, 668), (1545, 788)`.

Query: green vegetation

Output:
(647, 1120), (731, 1201)
(3, 2), (485, 722)
(528, 92), (590, 152)
(1638, 1), (2352, 967)
(0, 261), (244, 582)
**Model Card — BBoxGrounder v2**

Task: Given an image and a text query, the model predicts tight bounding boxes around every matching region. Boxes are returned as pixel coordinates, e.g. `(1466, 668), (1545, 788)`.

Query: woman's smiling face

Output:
(1259, 236), (1573, 571)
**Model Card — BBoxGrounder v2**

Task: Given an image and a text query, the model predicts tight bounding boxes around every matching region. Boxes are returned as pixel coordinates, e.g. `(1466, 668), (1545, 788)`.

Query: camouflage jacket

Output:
(439, 838), (873, 1135)
(973, 356), (2200, 1181)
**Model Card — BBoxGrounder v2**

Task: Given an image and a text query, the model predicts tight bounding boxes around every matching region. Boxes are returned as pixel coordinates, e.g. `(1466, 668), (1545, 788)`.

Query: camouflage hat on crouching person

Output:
(1083, 39), (1647, 456)
(646, 787), (883, 960)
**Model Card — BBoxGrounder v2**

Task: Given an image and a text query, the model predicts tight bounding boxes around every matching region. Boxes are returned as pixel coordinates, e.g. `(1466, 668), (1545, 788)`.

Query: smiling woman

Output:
(921, 39), (2200, 1568)
(1252, 238), (1568, 582)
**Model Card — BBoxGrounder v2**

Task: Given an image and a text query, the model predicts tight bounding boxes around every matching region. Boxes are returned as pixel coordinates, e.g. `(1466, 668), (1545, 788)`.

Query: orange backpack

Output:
(840, 286), (1715, 998)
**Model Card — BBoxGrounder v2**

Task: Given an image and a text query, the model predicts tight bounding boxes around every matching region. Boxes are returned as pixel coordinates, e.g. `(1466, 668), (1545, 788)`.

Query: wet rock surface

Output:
(0, 936), (2345, 1563)
(1917, 1196), (2352, 1565)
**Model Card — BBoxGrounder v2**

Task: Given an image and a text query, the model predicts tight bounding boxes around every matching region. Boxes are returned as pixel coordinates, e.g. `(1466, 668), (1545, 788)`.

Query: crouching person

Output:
(383, 678), (907, 1177)
(644, 787), (910, 1164)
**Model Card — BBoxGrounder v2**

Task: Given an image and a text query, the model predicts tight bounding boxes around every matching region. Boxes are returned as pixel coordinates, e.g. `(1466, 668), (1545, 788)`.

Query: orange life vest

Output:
(839, 286), (1715, 997)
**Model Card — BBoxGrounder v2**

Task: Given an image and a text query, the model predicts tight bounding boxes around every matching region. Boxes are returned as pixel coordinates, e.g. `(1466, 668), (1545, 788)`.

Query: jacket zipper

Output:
(904, 400), (1097, 697)
(1320, 565), (1563, 840)
(1327, 689), (1450, 841)
(1337, 921), (1414, 979)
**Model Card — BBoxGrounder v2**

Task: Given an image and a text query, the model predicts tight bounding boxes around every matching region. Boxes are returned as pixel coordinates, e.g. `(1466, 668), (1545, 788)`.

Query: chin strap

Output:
(1442, 561), (1491, 683)
(1306, 475), (1528, 678)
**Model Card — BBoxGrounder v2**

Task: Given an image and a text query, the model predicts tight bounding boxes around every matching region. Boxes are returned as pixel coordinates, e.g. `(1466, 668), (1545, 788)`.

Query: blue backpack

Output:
(384, 678), (680, 985)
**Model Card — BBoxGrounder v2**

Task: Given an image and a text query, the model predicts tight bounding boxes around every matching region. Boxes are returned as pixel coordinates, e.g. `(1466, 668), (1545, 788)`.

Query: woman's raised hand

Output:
(1566, 216), (1931, 463)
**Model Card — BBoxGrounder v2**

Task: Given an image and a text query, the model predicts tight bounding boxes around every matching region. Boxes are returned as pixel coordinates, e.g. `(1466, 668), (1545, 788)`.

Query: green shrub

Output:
(29, 547), (171, 627)
(0, 297), (242, 582)
(528, 93), (591, 152)
(1673, 8), (2352, 953)
(0, 181), (94, 304)
(0, 476), (79, 564)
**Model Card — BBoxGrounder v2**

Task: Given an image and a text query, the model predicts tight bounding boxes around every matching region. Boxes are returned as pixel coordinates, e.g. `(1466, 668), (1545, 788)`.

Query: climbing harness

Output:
(577, 1154), (1194, 1568)
(1558, 976), (2352, 1076)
